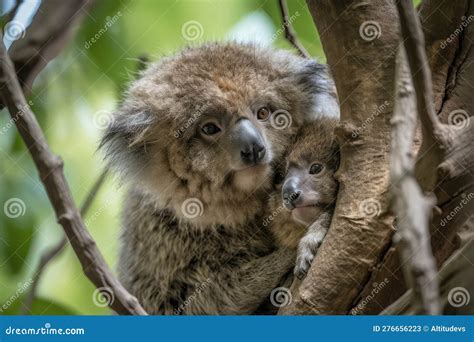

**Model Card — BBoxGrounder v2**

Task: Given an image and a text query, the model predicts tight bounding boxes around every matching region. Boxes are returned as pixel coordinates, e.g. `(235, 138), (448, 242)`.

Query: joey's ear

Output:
(297, 60), (340, 121)
(99, 107), (155, 180)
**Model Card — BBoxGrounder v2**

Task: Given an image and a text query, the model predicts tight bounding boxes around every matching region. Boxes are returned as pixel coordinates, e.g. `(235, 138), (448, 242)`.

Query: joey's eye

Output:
(273, 171), (285, 185)
(256, 107), (271, 121)
(201, 123), (221, 135)
(309, 163), (324, 175)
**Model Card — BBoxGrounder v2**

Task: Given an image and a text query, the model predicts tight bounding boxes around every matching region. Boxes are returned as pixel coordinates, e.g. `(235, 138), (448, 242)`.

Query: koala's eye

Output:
(256, 107), (271, 121)
(309, 163), (324, 175)
(201, 123), (221, 135)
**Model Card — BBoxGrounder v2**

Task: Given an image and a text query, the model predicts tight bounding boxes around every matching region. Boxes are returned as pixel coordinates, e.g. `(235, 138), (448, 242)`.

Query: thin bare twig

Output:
(21, 52), (147, 314)
(277, 0), (310, 58)
(390, 47), (440, 314)
(0, 39), (146, 315)
(21, 169), (109, 314)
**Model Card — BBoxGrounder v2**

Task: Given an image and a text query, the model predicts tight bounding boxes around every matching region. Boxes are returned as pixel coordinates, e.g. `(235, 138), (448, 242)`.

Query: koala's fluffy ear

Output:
(99, 107), (155, 180)
(298, 60), (340, 121)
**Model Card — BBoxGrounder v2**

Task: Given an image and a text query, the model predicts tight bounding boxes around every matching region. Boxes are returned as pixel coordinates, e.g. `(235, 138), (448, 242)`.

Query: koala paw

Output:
(294, 253), (313, 280)
(293, 235), (322, 279)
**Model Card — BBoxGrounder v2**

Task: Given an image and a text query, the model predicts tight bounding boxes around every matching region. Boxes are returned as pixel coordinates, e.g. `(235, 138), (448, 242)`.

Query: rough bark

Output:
(383, 234), (474, 315)
(389, 45), (440, 314)
(420, 0), (474, 121)
(397, 0), (447, 191)
(0, 40), (147, 316)
(280, 0), (397, 314)
(351, 0), (474, 314)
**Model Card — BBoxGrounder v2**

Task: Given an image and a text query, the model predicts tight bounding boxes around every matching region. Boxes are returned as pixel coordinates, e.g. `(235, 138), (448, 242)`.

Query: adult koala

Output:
(100, 42), (338, 314)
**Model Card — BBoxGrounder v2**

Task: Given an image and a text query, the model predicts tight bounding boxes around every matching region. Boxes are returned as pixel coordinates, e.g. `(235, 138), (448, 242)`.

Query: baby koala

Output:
(269, 117), (339, 279)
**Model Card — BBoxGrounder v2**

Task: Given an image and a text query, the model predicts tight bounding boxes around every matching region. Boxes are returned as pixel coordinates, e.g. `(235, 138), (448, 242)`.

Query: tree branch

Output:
(350, 0), (474, 314)
(396, 0), (443, 142)
(396, 0), (449, 191)
(383, 235), (474, 315)
(20, 52), (145, 314)
(390, 46), (440, 314)
(21, 169), (109, 314)
(418, 0), (469, 116)
(277, 0), (310, 58)
(1, 0), (96, 107)
(0, 39), (146, 316)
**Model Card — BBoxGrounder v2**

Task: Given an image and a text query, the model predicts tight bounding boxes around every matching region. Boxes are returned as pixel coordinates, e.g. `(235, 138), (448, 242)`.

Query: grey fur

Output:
(100, 42), (338, 314)
(269, 118), (340, 280)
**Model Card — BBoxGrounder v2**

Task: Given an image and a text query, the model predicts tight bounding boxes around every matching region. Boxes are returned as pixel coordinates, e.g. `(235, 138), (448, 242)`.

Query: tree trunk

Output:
(281, 0), (398, 314)
(352, 0), (474, 314)
(283, 0), (473, 314)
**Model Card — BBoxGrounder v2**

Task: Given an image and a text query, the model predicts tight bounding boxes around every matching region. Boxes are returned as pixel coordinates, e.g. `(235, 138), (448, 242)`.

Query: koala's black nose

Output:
(241, 143), (266, 165)
(282, 179), (302, 209)
(233, 119), (267, 166)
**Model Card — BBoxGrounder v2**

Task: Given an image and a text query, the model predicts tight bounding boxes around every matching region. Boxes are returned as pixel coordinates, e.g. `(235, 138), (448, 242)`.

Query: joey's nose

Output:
(241, 143), (266, 165)
(282, 180), (302, 209)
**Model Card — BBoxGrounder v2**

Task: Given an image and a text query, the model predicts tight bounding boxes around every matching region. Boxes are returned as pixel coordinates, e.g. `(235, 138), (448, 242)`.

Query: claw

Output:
(294, 268), (307, 280)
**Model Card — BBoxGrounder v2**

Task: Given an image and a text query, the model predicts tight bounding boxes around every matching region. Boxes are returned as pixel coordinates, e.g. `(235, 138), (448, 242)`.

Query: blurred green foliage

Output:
(0, 0), (323, 315)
